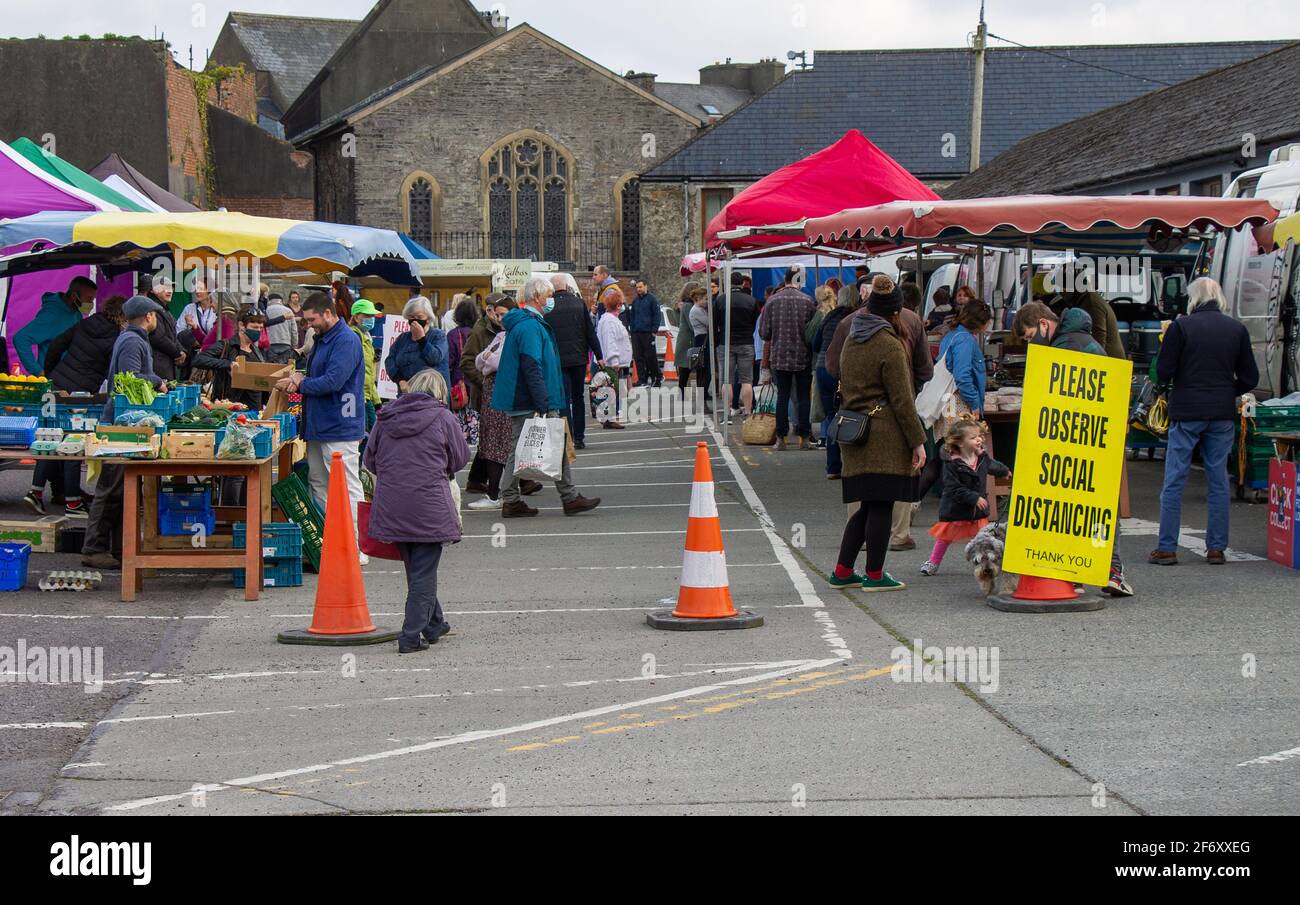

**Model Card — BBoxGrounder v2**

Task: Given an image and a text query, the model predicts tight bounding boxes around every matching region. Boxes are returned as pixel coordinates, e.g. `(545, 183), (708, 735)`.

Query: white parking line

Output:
(102, 657), (841, 812)
(1237, 744), (1300, 766)
(460, 528), (763, 539)
(1121, 518), (1264, 561)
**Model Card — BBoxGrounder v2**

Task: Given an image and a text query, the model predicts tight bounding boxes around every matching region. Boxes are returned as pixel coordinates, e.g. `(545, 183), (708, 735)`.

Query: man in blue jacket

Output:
(630, 279), (662, 387)
(277, 292), (368, 558)
(83, 296), (169, 570)
(15, 275), (96, 375)
(493, 277), (600, 519)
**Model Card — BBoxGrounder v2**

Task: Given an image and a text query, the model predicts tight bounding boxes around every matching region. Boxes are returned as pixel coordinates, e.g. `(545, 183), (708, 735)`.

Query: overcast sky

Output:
(7, 0), (1297, 82)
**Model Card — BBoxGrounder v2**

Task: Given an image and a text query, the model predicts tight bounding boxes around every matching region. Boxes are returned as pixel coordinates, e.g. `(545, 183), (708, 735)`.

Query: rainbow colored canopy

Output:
(0, 210), (421, 284)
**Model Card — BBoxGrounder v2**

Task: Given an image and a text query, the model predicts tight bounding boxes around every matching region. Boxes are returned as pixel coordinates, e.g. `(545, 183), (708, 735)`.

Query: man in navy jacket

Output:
(83, 296), (169, 569)
(277, 292), (367, 557)
(629, 279), (662, 387)
(1149, 278), (1259, 566)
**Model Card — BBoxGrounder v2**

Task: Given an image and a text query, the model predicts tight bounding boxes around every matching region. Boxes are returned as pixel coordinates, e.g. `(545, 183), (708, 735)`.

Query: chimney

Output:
(700, 59), (787, 94)
(624, 71), (657, 94)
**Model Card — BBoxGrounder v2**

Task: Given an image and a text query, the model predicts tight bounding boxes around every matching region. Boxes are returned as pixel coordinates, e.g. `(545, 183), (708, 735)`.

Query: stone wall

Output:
(639, 179), (754, 298)
(347, 29), (698, 266)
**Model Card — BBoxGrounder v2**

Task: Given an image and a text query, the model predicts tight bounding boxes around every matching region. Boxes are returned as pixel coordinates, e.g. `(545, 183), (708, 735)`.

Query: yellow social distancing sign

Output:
(1003, 344), (1132, 586)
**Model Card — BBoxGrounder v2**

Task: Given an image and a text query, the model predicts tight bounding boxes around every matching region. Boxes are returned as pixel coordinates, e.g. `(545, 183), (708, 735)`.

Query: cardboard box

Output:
(231, 357), (292, 392)
(163, 431), (217, 460)
(95, 424), (156, 444)
(0, 516), (66, 553)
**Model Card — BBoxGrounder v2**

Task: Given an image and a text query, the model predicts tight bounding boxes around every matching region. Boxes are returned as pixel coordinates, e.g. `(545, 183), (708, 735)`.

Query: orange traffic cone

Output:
(277, 452), (399, 645)
(662, 333), (678, 382)
(647, 442), (763, 631)
(988, 573), (1104, 613)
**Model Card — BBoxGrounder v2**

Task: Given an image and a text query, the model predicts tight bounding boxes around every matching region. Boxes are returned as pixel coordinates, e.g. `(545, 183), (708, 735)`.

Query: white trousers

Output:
(306, 439), (363, 537)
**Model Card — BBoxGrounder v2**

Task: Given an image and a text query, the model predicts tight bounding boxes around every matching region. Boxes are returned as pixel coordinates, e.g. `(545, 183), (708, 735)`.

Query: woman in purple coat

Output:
(362, 367), (470, 653)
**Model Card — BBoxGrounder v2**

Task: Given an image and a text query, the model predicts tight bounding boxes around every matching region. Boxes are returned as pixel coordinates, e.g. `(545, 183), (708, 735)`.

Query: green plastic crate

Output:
(271, 473), (323, 571)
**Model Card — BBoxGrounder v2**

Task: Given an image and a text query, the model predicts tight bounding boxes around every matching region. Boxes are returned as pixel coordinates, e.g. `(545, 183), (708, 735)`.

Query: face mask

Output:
(79, 302), (94, 314)
(359, 317), (375, 330)
(542, 297), (555, 314)
(244, 329), (262, 343)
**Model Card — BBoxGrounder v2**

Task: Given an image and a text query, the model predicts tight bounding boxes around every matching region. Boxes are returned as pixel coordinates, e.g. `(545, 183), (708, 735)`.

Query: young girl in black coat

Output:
(920, 420), (1010, 576)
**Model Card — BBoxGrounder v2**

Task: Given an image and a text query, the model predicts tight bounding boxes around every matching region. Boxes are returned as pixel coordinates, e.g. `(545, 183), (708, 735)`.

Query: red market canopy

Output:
(803, 194), (1282, 255)
(703, 129), (939, 251)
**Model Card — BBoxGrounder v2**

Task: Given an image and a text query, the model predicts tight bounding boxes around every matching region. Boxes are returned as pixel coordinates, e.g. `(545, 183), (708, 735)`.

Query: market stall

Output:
(0, 211), (420, 599)
(800, 193), (1283, 512)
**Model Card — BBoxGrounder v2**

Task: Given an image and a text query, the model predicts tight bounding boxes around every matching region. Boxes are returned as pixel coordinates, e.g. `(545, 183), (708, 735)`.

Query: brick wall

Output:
(348, 30), (698, 261)
(211, 196), (315, 219)
(164, 60), (206, 207)
(207, 68), (257, 122)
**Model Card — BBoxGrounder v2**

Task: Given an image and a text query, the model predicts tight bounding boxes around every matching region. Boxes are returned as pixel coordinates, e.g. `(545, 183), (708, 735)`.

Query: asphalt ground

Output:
(0, 393), (1295, 815)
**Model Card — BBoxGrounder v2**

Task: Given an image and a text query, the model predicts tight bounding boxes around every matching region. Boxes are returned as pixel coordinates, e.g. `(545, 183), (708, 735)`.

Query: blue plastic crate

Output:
(215, 425), (273, 459)
(0, 415), (39, 448)
(114, 393), (177, 421)
(0, 541), (32, 591)
(160, 508), (215, 537)
(173, 384), (201, 410)
(50, 404), (99, 431)
(159, 485), (211, 513)
(268, 412), (298, 441)
(232, 556), (303, 588)
(232, 522), (303, 559)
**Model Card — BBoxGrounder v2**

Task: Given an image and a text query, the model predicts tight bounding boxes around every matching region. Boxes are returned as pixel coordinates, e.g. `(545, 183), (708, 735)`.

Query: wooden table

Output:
(0, 444), (294, 601)
(1262, 432), (1300, 460)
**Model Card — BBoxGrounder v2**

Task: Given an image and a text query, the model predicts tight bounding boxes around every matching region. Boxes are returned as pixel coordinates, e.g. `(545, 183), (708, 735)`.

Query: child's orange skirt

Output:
(928, 519), (988, 542)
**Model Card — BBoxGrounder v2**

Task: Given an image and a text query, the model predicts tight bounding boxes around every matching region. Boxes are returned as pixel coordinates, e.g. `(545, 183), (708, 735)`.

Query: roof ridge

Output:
(228, 11), (360, 24)
(813, 39), (1292, 57)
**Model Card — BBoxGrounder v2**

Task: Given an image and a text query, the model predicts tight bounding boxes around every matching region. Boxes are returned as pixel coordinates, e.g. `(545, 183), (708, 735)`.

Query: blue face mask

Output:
(359, 316), (375, 330)
(244, 329), (262, 343)
(542, 297), (555, 314)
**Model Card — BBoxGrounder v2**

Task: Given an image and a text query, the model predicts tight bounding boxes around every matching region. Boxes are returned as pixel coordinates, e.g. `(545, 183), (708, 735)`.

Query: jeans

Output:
(815, 366), (841, 475)
(396, 541), (447, 648)
(32, 460), (83, 502)
(501, 414), (578, 504)
(561, 363), (588, 442)
(1157, 419), (1235, 553)
(773, 368), (812, 439)
(631, 332), (660, 385)
(82, 464), (124, 556)
(306, 440), (363, 541)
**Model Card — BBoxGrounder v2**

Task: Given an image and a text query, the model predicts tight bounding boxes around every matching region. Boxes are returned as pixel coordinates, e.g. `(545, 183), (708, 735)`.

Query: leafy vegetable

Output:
(114, 372), (156, 405)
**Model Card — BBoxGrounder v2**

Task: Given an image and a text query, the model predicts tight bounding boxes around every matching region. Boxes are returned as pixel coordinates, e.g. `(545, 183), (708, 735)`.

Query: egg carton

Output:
(38, 570), (103, 592)
(36, 427), (65, 442)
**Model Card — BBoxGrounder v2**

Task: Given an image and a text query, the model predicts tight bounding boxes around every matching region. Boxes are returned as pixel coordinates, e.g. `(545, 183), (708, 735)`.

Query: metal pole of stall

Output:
(706, 255), (717, 429)
(1025, 236), (1034, 306)
(977, 243), (985, 302)
(915, 241), (924, 299)
(723, 258), (732, 436)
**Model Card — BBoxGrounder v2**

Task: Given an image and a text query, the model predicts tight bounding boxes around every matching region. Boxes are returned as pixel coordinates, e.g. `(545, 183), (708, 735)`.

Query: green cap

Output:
(351, 298), (379, 316)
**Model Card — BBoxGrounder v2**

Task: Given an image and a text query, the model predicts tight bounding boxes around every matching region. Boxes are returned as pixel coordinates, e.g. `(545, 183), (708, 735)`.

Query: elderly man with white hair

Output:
(1149, 277), (1259, 566)
(544, 272), (603, 449)
(491, 276), (601, 518)
(385, 294), (450, 391)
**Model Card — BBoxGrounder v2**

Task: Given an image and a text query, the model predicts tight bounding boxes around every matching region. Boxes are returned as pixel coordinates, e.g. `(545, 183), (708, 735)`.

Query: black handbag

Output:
(828, 402), (883, 446)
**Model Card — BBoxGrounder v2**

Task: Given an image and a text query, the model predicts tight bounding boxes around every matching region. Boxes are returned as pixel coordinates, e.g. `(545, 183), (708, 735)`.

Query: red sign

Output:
(1267, 458), (1297, 568)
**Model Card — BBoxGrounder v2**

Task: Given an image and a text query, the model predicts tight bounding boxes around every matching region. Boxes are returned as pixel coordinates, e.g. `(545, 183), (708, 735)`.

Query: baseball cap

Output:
(351, 298), (379, 316)
(122, 295), (163, 320)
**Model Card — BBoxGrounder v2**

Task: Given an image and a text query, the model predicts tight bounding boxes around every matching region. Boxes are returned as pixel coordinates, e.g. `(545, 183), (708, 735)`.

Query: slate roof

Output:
(644, 41), (1290, 182)
(945, 41), (1300, 198)
(652, 82), (752, 119)
(225, 12), (358, 110)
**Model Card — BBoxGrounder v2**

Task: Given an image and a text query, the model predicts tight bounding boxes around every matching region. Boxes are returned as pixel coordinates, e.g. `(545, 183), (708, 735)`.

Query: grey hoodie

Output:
(848, 312), (891, 345)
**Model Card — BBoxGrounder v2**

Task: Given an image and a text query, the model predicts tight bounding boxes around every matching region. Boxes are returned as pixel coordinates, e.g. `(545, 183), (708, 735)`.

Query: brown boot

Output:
(562, 495), (601, 516)
(1147, 549), (1177, 566)
(501, 500), (538, 518)
(520, 479), (543, 496)
(1206, 549), (1226, 565)
(602, 421), (625, 430)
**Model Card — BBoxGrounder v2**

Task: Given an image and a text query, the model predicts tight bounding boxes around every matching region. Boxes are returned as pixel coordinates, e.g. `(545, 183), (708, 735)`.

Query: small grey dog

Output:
(964, 520), (1019, 597)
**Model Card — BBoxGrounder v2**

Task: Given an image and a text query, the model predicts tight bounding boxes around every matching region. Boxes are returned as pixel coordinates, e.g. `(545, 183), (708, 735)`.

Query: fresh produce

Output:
(172, 405), (232, 428)
(114, 372), (157, 405)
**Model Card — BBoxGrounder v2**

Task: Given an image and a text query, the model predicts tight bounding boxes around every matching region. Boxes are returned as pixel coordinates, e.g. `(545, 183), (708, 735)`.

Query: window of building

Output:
(620, 177), (641, 272)
(701, 187), (733, 246)
(401, 172), (441, 252)
(1193, 176), (1224, 197)
(484, 133), (572, 260)
(701, 104), (721, 116)
(1155, 184), (1182, 196)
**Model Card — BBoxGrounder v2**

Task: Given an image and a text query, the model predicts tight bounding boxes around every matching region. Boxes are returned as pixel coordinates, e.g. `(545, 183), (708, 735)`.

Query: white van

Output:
(1208, 144), (1300, 398)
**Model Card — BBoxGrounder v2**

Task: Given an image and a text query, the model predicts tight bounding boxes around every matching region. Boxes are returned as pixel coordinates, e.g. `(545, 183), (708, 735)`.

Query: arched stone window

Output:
(400, 171), (441, 252)
(615, 174), (641, 272)
(481, 131), (573, 260)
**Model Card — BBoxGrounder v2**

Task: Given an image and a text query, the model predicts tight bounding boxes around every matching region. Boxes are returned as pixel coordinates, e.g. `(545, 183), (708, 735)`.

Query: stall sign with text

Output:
(1003, 343), (1132, 586)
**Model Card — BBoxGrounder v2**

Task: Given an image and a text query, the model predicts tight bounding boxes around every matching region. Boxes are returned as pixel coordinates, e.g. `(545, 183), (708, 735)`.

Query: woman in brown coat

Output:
(831, 278), (927, 592)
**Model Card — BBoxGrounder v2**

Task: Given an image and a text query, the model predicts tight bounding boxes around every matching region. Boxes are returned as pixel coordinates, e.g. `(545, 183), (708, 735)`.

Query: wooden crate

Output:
(163, 431), (217, 460)
(0, 515), (66, 553)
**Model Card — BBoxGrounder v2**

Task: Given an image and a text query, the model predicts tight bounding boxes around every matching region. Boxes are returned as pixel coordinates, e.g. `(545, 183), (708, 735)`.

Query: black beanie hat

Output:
(867, 276), (903, 316)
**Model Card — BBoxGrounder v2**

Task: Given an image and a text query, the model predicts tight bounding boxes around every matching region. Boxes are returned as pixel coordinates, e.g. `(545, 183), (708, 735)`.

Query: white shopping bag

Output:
(915, 348), (957, 429)
(513, 415), (565, 481)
